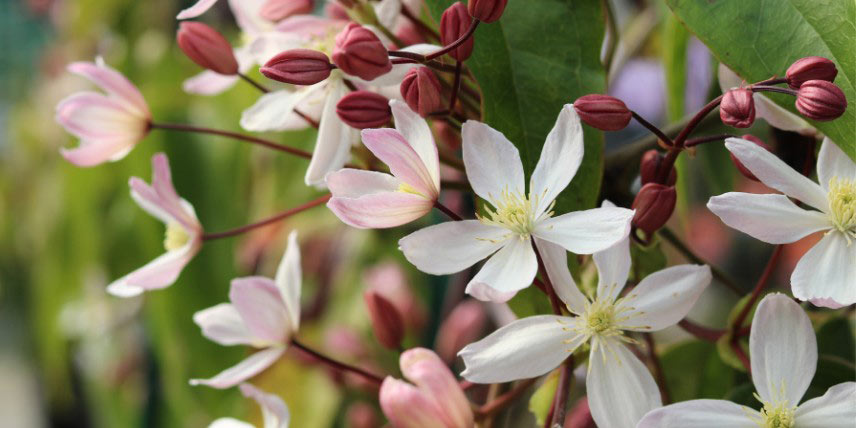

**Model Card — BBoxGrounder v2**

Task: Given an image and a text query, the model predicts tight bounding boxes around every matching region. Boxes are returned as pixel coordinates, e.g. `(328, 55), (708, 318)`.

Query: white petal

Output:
(725, 138), (828, 211)
(190, 347), (286, 389)
(228, 0), (269, 36)
(534, 238), (587, 314)
(529, 105), (584, 217)
(209, 418), (255, 428)
(622, 264), (712, 332)
(795, 382), (856, 428)
(240, 87), (317, 132)
(465, 237), (538, 302)
(391, 100), (440, 191)
(193, 303), (254, 346)
(239, 383), (290, 428)
(586, 341), (662, 428)
(183, 71), (240, 96)
(707, 193), (831, 244)
(399, 220), (509, 275)
(817, 137), (856, 191)
(534, 206), (634, 254)
(637, 400), (757, 428)
(176, 0), (218, 19)
(106, 244), (198, 297)
(305, 79), (357, 187)
(459, 315), (580, 383)
(750, 293), (817, 405)
(373, 0), (401, 28)
(791, 232), (856, 307)
(461, 120), (525, 205)
(593, 214), (631, 302)
(275, 230), (301, 333)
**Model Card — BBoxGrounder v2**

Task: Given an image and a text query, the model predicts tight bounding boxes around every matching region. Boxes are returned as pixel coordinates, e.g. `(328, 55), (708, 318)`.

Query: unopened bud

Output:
(632, 183), (676, 234)
(468, 0), (507, 23)
(795, 80), (847, 121)
(259, 0), (314, 22)
(346, 403), (379, 428)
(731, 135), (770, 182)
(441, 2), (474, 61)
(639, 149), (676, 186)
(572, 94), (632, 131)
(260, 49), (332, 85)
(786, 56), (838, 89)
(434, 300), (486, 364)
(401, 67), (443, 117)
(177, 22), (239, 75)
(565, 398), (596, 428)
(336, 91), (392, 129)
(332, 23), (392, 81)
(720, 88), (755, 128)
(364, 290), (405, 350)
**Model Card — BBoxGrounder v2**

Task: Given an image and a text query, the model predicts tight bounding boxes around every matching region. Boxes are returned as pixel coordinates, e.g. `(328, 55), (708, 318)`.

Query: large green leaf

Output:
(426, 0), (607, 213)
(665, 0), (856, 160)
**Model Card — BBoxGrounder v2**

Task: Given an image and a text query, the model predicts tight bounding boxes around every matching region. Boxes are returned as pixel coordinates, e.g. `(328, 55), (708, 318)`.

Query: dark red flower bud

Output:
(639, 149), (676, 186)
(336, 91), (391, 129)
(259, 0), (314, 22)
(363, 290), (405, 350)
(731, 135), (771, 182)
(720, 88), (755, 128)
(177, 22), (239, 75)
(401, 67), (443, 117)
(324, 2), (349, 20)
(795, 80), (848, 121)
(786, 56), (838, 89)
(572, 94), (632, 131)
(468, 0), (507, 23)
(440, 2), (474, 61)
(332, 23), (392, 81)
(260, 49), (332, 85)
(631, 183), (676, 235)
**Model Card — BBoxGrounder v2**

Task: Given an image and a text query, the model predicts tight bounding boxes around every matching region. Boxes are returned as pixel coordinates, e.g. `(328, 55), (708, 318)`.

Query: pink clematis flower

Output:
(208, 383), (290, 428)
(107, 153), (202, 297)
(56, 59), (151, 167)
(326, 100), (440, 228)
(190, 231), (302, 389)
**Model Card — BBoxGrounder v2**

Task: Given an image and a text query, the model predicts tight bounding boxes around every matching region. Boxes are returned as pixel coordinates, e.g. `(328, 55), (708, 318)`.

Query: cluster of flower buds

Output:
(176, 22), (239, 75)
(468, 0), (508, 23)
(336, 91), (392, 129)
(332, 23), (392, 81)
(632, 182), (677, 235)
(401, 67), (443, 117)
(260, 49), (333, 85)
(785, 56), (846, 122)
(572, 94), (632, 131)
(720, 87), (755, 128)
(440, 2), (475, 61)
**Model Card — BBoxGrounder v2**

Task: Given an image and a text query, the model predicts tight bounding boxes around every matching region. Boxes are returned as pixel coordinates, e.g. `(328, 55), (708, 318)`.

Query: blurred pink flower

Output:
(363, 261), (425, 331)
(208, 383), (290, 428)
(434, 300), (486, 364)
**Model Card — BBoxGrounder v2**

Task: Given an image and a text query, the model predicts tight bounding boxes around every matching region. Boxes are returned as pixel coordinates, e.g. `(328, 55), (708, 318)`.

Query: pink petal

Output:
(274, 15), (347, 39)
(328, 192), (433, 229)
(390, 100), (440, 191)
(176, 0), (219, 19)
(238, 383), (290, 427)
(56, 92), (146, 141)
(361, 128), (437, 198)
(379, 377), (448, 428)
(128, 154), (200, 231)
(399, 348), (473, 427)
(327, 169), (400, 198)
(182, 70), (240, 95)
(60, 139), (135, 167)
(193, 303), (255, 346)
(67, 61), (149, 117)
(106, 243), (199, 297)
(190, 346), (285, 389)
(229, 277), (292, 344)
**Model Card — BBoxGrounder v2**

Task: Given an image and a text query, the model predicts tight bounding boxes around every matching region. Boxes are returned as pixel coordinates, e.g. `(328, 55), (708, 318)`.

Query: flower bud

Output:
(730, 135), (770, 182)
(332, 23), (392, 81)
(468, 0), (507, 23)
(336, 91), (392, 129)
(631, 183), (676, 234)
(720, 88), (755, 128)
(565, 398), (596, 428)
(364, 290), (405, 350)
(572, 94), (632, 131)
(259, 0), (313, 21)
(795, 80), (847, 121)
(440, 2), (474, 61)
(786, 56), (838, 89)
(177, 22), (239, 75)
(260, 49), (332, 85)
(639, 149), (676, 186)
(395, 20), (424, 47)
(434, 300), (486, 364)
(400, 67), (443, 117)
(346, 403), (379, 428)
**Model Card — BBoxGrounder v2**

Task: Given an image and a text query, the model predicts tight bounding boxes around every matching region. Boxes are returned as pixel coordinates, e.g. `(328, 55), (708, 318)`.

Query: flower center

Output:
(307, 28), (341, 56)
(397, 182), (425, 197)
(164, 222), (189, 251)
(759, 401), (796, 428)
(828, 177), (856, 241)
(477, 189), (553, 237)
(580, 298), (623, 338)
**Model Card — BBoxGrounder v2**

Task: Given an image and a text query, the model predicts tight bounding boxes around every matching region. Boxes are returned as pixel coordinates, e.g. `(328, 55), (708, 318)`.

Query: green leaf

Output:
(661, 341), (736, 401)
(529, 370), (559, 426)
(665, 0), (856, 160)
(425, 0), (608, 213)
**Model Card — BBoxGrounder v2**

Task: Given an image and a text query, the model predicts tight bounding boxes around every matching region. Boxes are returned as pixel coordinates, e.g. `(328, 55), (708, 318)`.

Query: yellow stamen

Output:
(397, 182), (425, 197)
(164, 222), (189, 251)
(828, 177), (856, 244)
(476, 187), (554, 238)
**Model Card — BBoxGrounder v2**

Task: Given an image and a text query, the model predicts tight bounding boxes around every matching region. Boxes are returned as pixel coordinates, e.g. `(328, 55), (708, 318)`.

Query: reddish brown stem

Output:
(550, 357), (575, 427)
(685, 134), (736, 147)
(475, 377), (539, 418)
(678, 319), (726, 342)
(730, 245), (783, 335)
(644, 333), (671, 404)
(449, 60), (463, 112)
(631, 111), (673, 146)
(239, 73), (270, 93)
(203, 194), (331, 241)
(389, 19), (480, 63)
(151, 122), (314, 160)
(434, 201), (463, 221)
(291, 338), (384, 385)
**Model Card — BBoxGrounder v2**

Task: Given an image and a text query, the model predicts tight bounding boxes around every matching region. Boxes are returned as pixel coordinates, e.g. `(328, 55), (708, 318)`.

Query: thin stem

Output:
(203, 194), (331, 241)
(730, 245), (783, 333)
(290, 338), (384, 385)
(631, 111), (673, 146)
(434, 201), (463, 221)
(678, 319), (726, 342)
(150, 122), (314, 160)
(732, 340), (752, 373)
(239, 73), (270, 93)
(387, 52), (460, 73)
(389, 19), (480, 63)
(685, 134), (736, 148)
(756, 77), (787, 86)
(751, 85), (798, 96)
(449, 60), (463, 111)
(550, 356), (575, 427)
(644, 333), (671, 404)
(475, 377), (539, 419)
(659, 228), (742, 295)
(672, 95), (724, 148)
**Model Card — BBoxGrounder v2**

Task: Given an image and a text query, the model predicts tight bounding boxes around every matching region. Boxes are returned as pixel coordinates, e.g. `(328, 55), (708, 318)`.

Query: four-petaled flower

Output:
(208, 383), (290, 428)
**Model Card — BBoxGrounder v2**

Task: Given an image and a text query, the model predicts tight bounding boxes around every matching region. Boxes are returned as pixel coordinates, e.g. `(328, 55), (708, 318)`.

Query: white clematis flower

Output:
(458, 225), (712, 428)
(399, 105), (635, 302)
(638, 293), (856, 428)
(708, 138), (856, 308)
(208, 383), (290, 428)
(190, 231), (302, 389)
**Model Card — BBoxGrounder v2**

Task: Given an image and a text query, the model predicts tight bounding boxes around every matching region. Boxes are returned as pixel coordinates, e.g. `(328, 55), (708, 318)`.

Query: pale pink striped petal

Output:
(399, 348), (473, 427)
(328, 192), (433, 229)
(274, 15), (347, 38)
(239, 383), (290, 428)
(106, 243), (199, 297)
(379, 377), (447, 428)
(362, 128), (437, 198)
(229, 277), (291, 344)
(390, 100), (440, 191)
(183, 71), (240, 95)
(327, 169), (400, 198)
(176, 0), (219, 19)
(67, 61), (148, 117)
(56, 92), (146, 141)
(190, 346), (285, 389)
(60, 139), (136, 167)
(274, 231), (301, 333)
(193, 303), (254, 346)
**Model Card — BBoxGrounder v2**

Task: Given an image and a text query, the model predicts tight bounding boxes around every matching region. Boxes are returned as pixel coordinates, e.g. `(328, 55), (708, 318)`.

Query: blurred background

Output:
(0, 0), (851, 427)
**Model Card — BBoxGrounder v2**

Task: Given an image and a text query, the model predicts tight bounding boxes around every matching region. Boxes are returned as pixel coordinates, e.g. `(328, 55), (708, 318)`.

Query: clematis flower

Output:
(458, 224), (712, 427)
(326, 100), (439, 228)
(209, 383), (290, 428)
(399, 105), (635, 302)
(379, 348), (474, 428)
(107, 154), (202, 297)
(190, 231), (302, 389)
(56, 59), (151, 167)
(707, 138), (856, 308)
(638, 293), (856, 428)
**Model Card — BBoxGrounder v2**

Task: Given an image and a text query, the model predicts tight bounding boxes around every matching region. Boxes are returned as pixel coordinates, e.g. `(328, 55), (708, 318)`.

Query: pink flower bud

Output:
(364, 262), (426, 331)
(440, 2), (474, 61)
(719, 88), (755, 128)
(336, 91), (392, 129)
(468, 0), (507, 23)
(795, 80), (848, 121)
(631, 183), (677, 234)
(786, 56), (838, 89)
(346, 403), (380, 428)
(395, 20), (425, 47)
(325, 2), (349, 20)
(435, 300), (486, 364)
(572, 94), (632, 131)
(176, 22), (239, 75)
(730, 135), (770, 182)
(332, 23), (392, 81)
(364, 290), (405, 350)
(260, 49), (332, 85)
(401, 67), (443, 117)
(639, 149), (676, 186)
(259, 0), (313, 22)
(564, 398), (595, 428)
